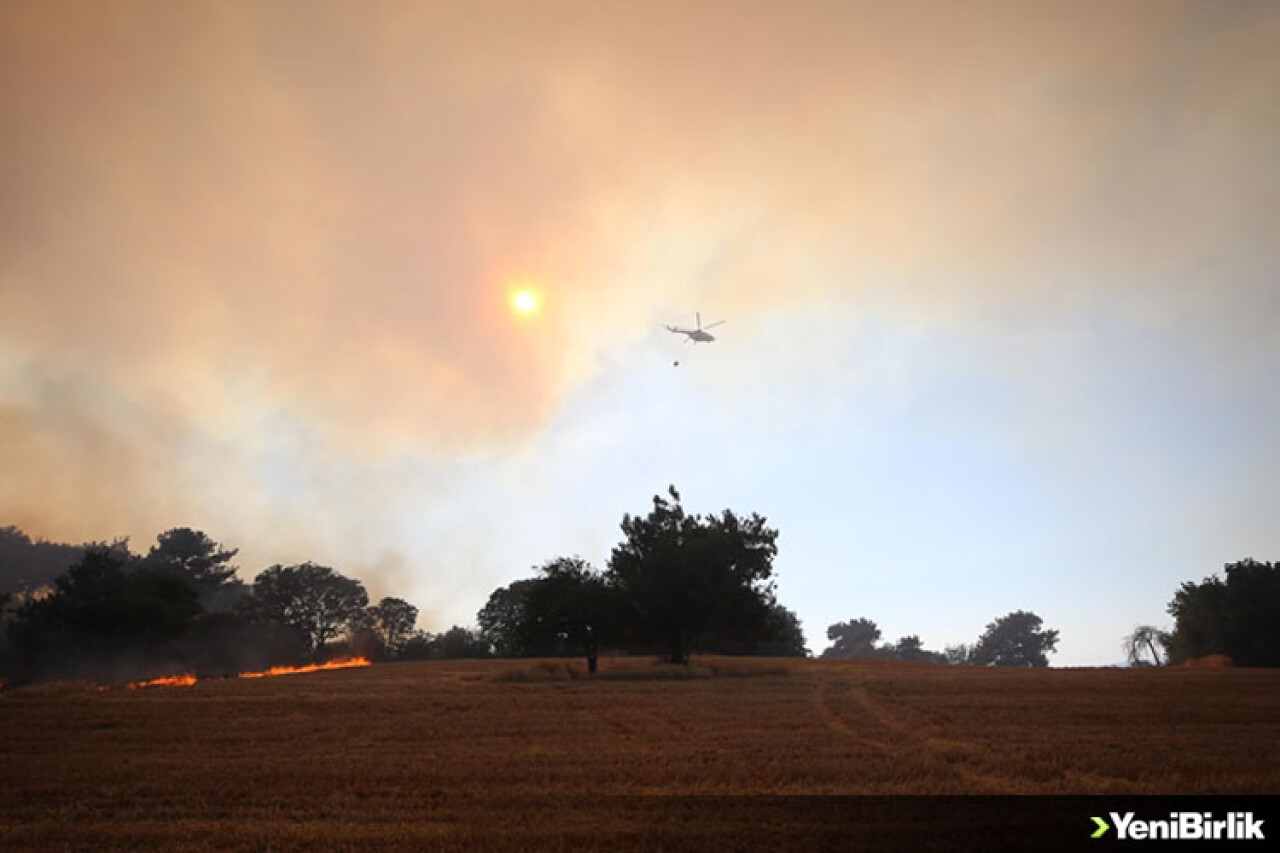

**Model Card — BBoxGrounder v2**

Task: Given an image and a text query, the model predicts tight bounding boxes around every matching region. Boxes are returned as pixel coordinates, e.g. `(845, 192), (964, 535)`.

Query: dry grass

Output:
(1, 657), (1277, 850)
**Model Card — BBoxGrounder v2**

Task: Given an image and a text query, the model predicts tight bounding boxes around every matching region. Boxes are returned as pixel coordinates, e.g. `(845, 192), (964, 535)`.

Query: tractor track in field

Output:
(811, 672), (1021, 792)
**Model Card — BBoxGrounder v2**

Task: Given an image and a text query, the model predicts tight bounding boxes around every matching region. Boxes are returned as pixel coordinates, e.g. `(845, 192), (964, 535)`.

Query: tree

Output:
(396, 630), (436, 661)
(365, 597), (419, 659)
(431, 626), (491, 659)
(758, 604), (809, 657)
(478, 578), (549, 657)
(1122, 625), (1168, 666)
(1166, 559), (1280, 666)
(243, 563), (368, 658)
(821, 619), (947, 662)
(478, 558), (616, 672)
(890, 634), (947, 664)
(522, 557), (614, 673)
(821, 618), (882, 659)
(0, 591), (11, 677)
(970, 610), (1059, 667)
(893, 634), (923, 658)
(143, 528), (244, 610)
(0, 526), (84, 597)
(6, 545), (202, 683)
(606, 486), (779, 665)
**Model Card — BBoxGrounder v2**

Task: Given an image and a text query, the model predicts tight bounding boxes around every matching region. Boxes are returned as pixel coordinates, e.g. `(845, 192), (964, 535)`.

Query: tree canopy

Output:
(477, 488), (800, 666)
(6, 545), (202, 682)
(1166, 559), (1280, 666)
(143, 527), (244, 610)
(970, 610), (1059, 667)
(0, 526), (85, 597)
(822, 618), (882, 659)
(431, 625), (492, 659)
(756, 604), (809, 657)
(477, 579), (544, 657)
(365, 597), (420, 658)
(1122, 625), (1168, 667)
(478, 558), (615, 671)
(821, 618), (946, 662)
(606, 486), (780, 664)
(242, 563), (369, 658)
(0, 526), (428, 686)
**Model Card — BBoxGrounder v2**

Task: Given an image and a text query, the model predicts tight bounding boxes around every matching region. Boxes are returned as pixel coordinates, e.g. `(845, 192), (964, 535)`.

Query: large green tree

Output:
(970, 610), (1059, 667)
(243, 563), (368, 658)
(606, 486), (779, 665)
(1166, 559), (1280, 666)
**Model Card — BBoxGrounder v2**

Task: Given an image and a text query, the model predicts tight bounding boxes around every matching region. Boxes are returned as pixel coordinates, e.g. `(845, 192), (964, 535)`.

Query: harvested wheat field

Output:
(2, 657), (1278, 851)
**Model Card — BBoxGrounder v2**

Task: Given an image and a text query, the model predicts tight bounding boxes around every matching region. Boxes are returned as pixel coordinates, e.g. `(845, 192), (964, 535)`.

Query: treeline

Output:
(0, 526), (83, 594)
(819, 610), (1060, 667)
(0, 528), (474, 687)
(0, 486), (803, 686)
(1124, 558), (1280, 667)
(818, 558), (1279, 668)
(4, 506), (1275, 686)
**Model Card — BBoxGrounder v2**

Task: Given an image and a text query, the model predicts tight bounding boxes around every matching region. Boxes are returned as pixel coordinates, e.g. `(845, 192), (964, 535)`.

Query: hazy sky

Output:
(2, 0), (1276, 664)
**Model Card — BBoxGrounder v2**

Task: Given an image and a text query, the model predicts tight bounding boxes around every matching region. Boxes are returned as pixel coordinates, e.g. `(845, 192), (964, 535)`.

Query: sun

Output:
(511, 289), (539, 315)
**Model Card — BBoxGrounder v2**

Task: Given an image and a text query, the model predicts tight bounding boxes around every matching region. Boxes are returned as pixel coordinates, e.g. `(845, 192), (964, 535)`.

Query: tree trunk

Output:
(669, 633), (687, 666)
(582, 627), (599, 675)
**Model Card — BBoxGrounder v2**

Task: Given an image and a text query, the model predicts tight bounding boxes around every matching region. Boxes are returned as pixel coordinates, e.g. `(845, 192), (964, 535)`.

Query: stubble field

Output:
(1, 657), (1277, 850)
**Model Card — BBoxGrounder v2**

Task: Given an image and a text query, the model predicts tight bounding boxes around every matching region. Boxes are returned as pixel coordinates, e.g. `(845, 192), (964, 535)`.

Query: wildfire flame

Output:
(238, 657), (371, 679)
(127, 673), (198, 690)
(114, 657), (371, 690)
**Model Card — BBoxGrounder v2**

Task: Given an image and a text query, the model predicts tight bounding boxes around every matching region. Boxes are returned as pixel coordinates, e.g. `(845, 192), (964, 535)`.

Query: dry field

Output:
(1, 657), (1277, 850)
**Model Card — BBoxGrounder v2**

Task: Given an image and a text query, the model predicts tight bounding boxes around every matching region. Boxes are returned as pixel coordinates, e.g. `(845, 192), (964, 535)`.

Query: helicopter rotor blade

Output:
(703, 320), (726, 330)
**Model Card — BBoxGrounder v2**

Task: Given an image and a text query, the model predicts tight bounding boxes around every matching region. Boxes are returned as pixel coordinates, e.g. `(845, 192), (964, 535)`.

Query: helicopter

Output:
(665, 312), (725, 344)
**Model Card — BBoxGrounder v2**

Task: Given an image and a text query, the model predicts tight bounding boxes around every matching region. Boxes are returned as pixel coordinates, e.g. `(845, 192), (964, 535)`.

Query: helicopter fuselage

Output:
(672, 328), (715, 343)
(665, 314), (723, 343)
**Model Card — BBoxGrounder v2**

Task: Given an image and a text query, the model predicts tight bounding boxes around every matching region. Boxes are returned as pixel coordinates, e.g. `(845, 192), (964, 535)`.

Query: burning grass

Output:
(126, 674), (198, 690)
(89, 657), (374, 692)
(1, 657), (1277, 850)
(236, 656), (370, 679)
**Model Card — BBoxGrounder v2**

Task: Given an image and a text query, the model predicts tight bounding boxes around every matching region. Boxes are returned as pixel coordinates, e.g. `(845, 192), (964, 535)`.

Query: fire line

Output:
(121, 657), (371, 690)
(238, 657), (371, 679)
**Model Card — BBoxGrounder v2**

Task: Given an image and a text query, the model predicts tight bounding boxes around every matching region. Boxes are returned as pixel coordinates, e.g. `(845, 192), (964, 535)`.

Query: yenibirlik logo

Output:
(1091, 812), (1265, 841)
